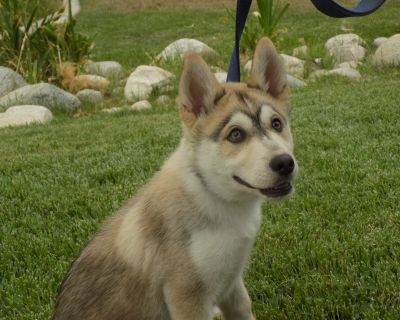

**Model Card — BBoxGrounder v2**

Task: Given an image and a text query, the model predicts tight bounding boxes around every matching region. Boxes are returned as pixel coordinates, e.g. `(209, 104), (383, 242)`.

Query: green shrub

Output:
(0, 0), (92, 84)
(240, 0), (289, 56)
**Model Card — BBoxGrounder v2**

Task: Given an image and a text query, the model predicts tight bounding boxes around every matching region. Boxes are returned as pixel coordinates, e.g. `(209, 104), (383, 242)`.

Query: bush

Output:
(0, 0), (92, 84)
(240, 0), (289, 56)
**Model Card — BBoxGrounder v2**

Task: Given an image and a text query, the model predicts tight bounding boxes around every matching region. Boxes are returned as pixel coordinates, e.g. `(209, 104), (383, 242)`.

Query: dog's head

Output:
(179, 37), (297, 202)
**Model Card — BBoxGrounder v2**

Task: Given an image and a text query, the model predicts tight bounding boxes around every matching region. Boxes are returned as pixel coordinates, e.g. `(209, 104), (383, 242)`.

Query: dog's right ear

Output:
(248, 37), (289, 108)
(179, 53), (223, 128)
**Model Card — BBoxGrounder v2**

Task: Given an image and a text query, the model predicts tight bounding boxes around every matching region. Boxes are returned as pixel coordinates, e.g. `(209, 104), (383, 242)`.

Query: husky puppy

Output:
(53, 37), (297, 320)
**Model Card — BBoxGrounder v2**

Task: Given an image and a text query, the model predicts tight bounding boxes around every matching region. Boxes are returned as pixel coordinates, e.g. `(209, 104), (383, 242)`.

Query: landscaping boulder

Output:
(130, 100), (152, 111)
(373, 37), (387, 48)
(325, 33), (364, 51)
(328, 44), (366, 64)
(310, 69), (330, 80)
(22, 0), (81, 34)
(280, 54), (305, 78)
(76, 89), (103, 104)
(373, 34), (400, 67)
(287, 75), (307, 88)
(328, 67), (361, 80)
(62, 0), (81, 17)
(102, 107), (123, 114)
(87, 61), (123, 79)
(156, 95), (170, 105)
(244, 60), (252, 74)
(214, 72), (227, 84)
(310, 67), (361, 81)
(124, 65), (174, 102)
(313, 58), (323, 66)
(74, 75), (110, 91)
(56, 0), (81, 24)
(210, 66), (225, 73)
(336, 61), (359, 69)
(0, 105), (52, 128)
(0, 83), (80, 113)
(158, 39), (219, 61)
(0, 67), (27, 98)
(292, 45), (309, 59)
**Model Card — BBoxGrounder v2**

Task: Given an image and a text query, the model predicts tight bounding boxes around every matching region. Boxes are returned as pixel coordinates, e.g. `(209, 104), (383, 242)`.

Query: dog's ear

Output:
(179, 53), (223, 127)
(248, 37), (289, 107)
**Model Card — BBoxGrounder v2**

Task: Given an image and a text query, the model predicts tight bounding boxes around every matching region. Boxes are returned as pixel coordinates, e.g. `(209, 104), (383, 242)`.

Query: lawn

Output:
(1, 0), (400, 319)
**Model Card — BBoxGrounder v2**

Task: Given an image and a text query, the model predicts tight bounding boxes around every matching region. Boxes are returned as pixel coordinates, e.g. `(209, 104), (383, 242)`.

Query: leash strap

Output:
(310, 0), (386, 18)
(227, 0), (253, 82)
(227, 0), (386, 82)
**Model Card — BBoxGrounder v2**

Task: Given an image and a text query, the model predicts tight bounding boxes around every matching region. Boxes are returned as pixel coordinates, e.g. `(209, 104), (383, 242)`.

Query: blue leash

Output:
(226, 0), (386, 82)
(227, 0), (253, 82)
(310, 0), (386, 18)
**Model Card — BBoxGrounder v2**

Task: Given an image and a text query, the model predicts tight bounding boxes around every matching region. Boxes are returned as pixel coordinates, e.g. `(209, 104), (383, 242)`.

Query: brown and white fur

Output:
(53, 37), (297, 320)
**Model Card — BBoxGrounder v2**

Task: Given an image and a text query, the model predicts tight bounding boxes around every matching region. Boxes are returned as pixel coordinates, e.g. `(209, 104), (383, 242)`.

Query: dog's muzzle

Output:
(233, 175), (293, 198)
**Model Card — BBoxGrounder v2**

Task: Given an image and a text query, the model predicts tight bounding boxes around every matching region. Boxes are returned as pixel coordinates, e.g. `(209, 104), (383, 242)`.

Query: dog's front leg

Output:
(218, 278), (255, 320)
(163, 281), (214, 320)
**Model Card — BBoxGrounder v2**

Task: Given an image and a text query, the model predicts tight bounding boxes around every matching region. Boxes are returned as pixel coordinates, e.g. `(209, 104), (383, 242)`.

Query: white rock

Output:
(328, 67), (361, 80)
(21, 0), (81, 34)
(0, 105), (52, 128)
(373, 34), (400, 67)
(0, 83), (80, 113)
(56, 0), (80, 24)
(158, 39), (219, 61)
(102, 107), (123, 114)
(328, 44), (366, 63)
(214, 72), (227, 84)
(124, 65), (174, 102)
(62, 0), (81, 17)
(287, 75), (307, 88)
(244, 60), (252, 73)
(130, 100), (152, 111)
(309, 69), (331, 80)
(213, 306), (223, 318)
(210, 66), (225, 73)
(87, 61), (123, 79)
(156, 95), (170, 105)
(0, 67), (27, 98)
(325, 33), (364, 51)
(373, 37), (388, 48)
(313, 58), (323, 66)
(74, 75), (110, 91)
(293, 45), (309, 59)
(76, 89), (103, 104)
(126, 82), (152, 101)
(280, 54), (305, 78)
(336, 61), (359, 69)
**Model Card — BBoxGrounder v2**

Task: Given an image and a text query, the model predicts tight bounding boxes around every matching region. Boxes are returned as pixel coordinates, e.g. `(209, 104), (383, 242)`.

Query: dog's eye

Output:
(271, 118), (282, 132)
(227, 128), (246, 143)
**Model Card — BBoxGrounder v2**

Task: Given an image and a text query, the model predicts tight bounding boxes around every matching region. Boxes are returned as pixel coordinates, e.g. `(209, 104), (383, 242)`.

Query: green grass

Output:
(1, 1), (400, 319)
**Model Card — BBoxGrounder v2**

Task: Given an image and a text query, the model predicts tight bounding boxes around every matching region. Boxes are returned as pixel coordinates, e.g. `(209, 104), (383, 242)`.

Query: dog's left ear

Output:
(179, 53), (223, 128)
(248, 37), (289, 111)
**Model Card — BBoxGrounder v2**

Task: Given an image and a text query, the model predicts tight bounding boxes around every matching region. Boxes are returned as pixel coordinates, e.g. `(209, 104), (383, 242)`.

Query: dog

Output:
(53, 37), (297, 320)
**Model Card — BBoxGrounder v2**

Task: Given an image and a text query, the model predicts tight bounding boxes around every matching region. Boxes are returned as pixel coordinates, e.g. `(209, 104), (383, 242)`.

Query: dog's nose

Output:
(269, 154), (295, 176)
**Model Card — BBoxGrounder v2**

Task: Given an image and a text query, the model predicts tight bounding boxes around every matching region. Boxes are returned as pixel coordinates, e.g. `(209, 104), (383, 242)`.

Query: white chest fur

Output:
(189, 203), (261, 301)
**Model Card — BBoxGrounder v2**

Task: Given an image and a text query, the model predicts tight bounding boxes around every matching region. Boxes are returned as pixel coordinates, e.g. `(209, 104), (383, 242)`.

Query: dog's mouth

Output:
(233, 175), (292, 198)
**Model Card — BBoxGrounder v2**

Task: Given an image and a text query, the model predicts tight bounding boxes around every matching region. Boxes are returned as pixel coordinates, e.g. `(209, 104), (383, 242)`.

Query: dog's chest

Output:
(189, 207), (261, 299)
